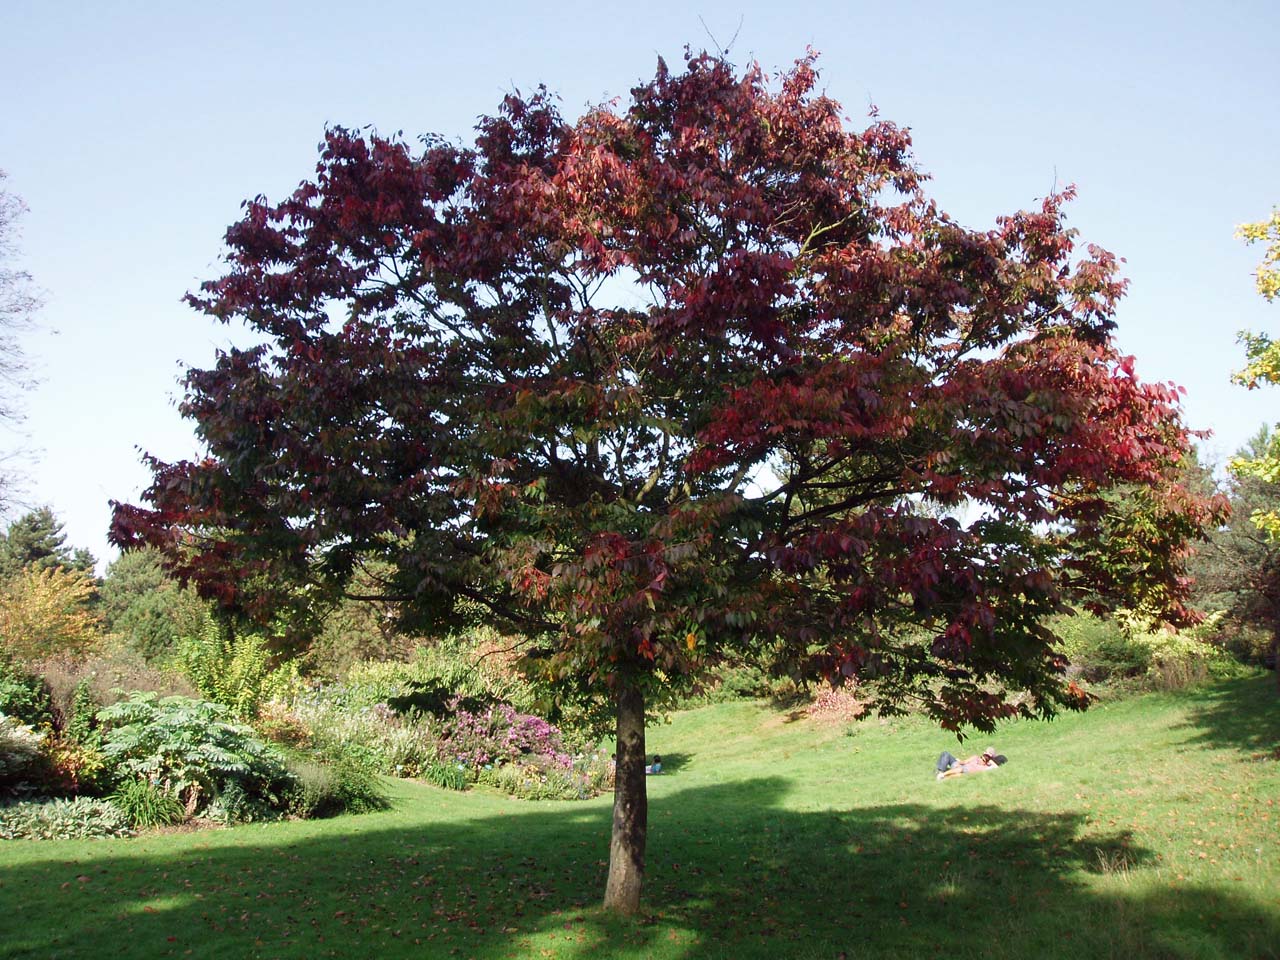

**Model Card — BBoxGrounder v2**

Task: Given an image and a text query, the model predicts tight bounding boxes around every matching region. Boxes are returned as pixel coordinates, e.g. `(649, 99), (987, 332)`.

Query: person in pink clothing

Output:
(936, 747), (1006, 779)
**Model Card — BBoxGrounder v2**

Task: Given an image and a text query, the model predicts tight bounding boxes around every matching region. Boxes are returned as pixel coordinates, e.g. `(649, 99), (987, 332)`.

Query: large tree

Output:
(1195, 428), (1280, 683)
(112, 53), (1222, 914)
(1224, 207), (1280, 687)
(0, 506), (95, 581)
(1231, 207), (1280, 531)
(99, 547), (209, 662)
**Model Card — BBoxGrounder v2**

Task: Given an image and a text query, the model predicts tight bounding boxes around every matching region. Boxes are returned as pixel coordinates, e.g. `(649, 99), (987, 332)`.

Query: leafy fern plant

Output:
(177, 618), (296, 720)
(97, 692), (293, 815)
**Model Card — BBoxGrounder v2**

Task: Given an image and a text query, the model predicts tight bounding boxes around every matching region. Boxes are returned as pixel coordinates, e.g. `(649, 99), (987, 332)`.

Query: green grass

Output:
(2, 675), (1277, 959)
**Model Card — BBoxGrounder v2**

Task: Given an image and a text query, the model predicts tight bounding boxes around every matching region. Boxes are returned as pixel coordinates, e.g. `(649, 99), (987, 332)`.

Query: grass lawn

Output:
(1, 675), (1277, 959)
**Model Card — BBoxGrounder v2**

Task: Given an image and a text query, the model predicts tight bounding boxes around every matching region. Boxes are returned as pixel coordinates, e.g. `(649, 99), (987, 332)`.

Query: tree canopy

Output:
(1238, 207), (1280, 304)
(0, 564), (100, 665)
(1193, 429), (1280, 640)
(0, 507), (95, 581)
(99, 547), (209, 663)
(111, 52), (1222, 913)
(1230, 206), (1280, 538)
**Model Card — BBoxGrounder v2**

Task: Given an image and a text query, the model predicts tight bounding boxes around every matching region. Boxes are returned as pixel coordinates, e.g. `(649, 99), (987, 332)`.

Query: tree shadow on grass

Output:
(1175, 674), (1280, 757)
(1, 777), (1276, 960)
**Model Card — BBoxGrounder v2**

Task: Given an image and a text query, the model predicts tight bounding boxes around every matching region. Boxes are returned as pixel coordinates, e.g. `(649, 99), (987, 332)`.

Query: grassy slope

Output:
(1, 676), (1276, 960)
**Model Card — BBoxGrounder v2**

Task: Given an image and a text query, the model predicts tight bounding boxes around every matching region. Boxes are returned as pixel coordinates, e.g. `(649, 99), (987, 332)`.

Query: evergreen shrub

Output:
(0, 660), (52, 728)
(286, 757), (390, 817)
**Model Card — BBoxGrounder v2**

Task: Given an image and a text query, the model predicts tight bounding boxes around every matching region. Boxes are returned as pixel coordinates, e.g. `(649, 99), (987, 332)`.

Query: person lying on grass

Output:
(936, 747), (1006, 780)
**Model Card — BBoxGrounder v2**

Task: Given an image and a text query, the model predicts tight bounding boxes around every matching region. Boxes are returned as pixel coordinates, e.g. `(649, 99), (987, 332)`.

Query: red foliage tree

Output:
(111, 52), (1224, 913)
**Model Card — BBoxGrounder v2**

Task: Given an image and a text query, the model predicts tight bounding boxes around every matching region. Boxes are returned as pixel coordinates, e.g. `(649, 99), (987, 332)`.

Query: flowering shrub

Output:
(286, 695), (438, 777)
(279, 675), (604, 800)
(480, 753), (612, 801)
(572, 753), (615, 796)
(255, 699), (312, 747)
(440, 702), (572, 769)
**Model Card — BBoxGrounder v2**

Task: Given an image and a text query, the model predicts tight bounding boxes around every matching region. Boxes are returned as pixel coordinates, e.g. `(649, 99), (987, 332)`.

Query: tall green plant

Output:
(97, 692), (293, 813)
(109, 777), (185, 828)
(178, 618), (296, 719)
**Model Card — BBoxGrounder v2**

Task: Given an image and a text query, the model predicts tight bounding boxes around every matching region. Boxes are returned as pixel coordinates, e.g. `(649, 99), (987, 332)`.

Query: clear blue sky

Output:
(1, 0), (1277, 569)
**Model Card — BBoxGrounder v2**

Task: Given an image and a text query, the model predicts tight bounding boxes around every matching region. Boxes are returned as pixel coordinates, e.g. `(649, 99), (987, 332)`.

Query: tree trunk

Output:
(1273, 634), (1279, 694)
(603, 683), (646, 915)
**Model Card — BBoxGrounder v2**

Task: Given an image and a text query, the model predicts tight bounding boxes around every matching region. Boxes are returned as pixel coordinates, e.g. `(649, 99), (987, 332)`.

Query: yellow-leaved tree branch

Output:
(1231, 206), (1280, 537)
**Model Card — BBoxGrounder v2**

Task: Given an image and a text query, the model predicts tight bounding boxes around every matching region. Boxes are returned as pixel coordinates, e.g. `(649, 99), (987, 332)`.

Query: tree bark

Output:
(603, 683), (646, 915)
(1273, 634), (1279, 694)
